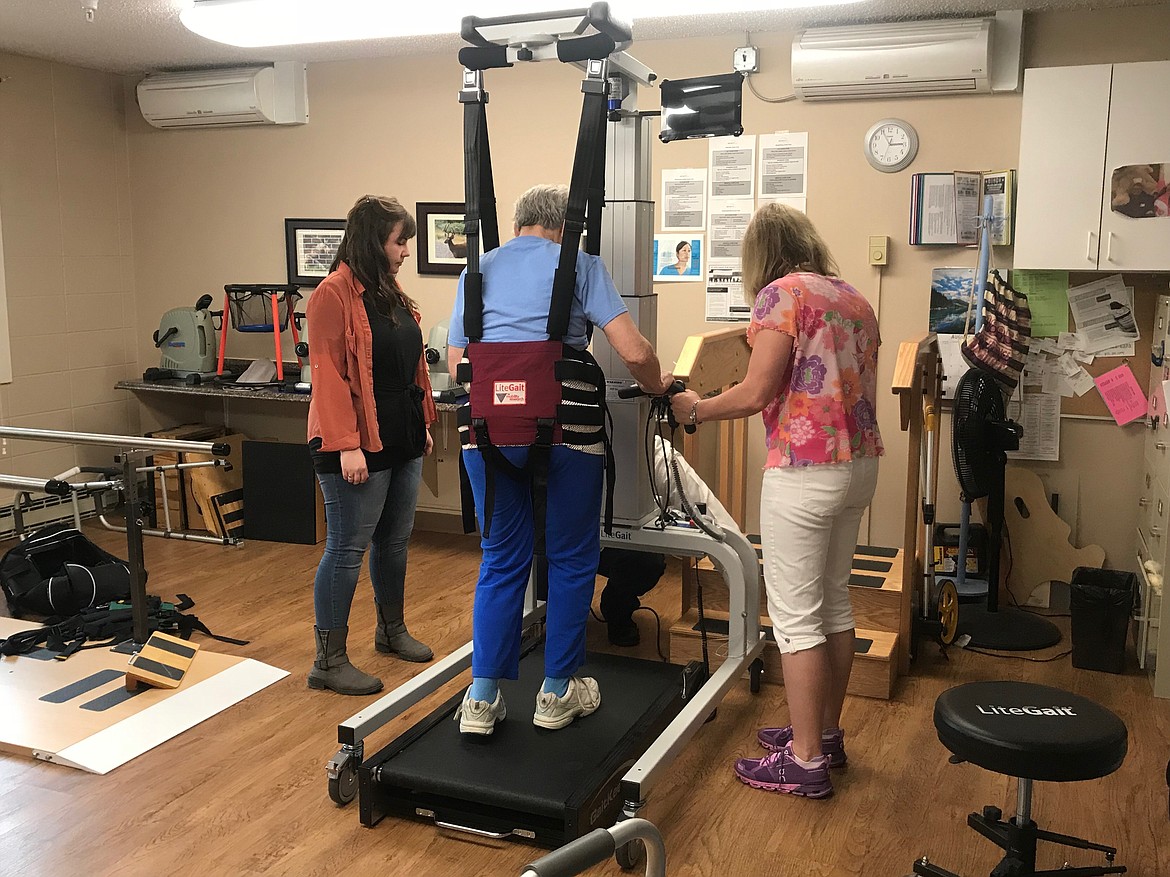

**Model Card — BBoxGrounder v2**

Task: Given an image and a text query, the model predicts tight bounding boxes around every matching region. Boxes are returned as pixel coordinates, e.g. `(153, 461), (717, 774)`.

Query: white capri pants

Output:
(760, 457), (880, 654)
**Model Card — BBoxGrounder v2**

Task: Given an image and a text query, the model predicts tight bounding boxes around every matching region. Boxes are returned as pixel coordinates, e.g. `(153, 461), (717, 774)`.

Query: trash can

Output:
(1070, 567), (1136, 674)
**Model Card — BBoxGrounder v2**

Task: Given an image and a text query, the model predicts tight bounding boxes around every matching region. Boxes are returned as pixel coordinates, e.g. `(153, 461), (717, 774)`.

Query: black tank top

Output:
(311, 299), (426, 474)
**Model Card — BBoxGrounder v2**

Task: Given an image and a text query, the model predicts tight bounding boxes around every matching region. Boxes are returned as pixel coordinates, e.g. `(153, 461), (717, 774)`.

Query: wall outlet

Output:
(868, 235), (889, 266)
(733, 46), (759, 75)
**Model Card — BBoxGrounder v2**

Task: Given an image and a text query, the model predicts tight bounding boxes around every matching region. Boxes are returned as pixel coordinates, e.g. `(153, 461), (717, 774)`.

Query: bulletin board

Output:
(1051, 272), (1158, 419)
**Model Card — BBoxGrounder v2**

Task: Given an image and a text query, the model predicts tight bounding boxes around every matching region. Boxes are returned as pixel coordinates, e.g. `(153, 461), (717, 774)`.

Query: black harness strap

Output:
(530, 419), (555, 562)
(472, 418), (528, 539)
(547, 76), (609, 340)
(460, 71), (499, 343)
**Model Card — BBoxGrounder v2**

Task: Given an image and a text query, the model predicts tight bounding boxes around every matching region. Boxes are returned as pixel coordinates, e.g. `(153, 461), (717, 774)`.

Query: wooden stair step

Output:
(685, 544), (904, 634)
(668, 609), (898, 700)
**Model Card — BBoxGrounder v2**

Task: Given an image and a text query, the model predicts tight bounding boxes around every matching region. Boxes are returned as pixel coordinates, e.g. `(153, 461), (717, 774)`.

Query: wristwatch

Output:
(688, 400), (699, 426)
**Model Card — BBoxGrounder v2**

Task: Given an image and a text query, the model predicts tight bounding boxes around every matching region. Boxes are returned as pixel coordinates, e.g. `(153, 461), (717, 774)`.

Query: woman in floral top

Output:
(672, 203), (882, 799)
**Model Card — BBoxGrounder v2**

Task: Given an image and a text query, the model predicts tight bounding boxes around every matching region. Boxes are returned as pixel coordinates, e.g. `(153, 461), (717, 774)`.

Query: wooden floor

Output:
(2, 523), (1169, 877)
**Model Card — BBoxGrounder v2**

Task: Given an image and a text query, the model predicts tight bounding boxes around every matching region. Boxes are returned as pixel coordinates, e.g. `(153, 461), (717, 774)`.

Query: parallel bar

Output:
(0, 426), (226, 456)
(0, 475), (118, 493)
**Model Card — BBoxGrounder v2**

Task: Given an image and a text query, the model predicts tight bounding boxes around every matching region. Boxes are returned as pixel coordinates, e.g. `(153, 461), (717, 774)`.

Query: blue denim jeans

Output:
(463, 445), (603, 680)
(313, 457), (423, 629)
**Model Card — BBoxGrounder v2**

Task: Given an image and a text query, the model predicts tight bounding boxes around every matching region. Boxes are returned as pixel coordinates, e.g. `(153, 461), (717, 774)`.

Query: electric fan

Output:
(951, 367), (1062, 650)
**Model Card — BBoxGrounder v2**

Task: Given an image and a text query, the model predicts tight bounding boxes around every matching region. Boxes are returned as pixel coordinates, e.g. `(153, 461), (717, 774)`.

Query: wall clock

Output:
(864, 118), (919, 173)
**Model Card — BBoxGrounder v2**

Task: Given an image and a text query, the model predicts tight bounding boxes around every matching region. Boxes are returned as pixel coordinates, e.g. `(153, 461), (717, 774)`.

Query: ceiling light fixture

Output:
(180, 0), (855, 49)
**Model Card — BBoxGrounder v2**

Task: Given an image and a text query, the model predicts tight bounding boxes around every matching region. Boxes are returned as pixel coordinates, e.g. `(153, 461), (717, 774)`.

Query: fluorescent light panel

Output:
(180, 0), (856, 48)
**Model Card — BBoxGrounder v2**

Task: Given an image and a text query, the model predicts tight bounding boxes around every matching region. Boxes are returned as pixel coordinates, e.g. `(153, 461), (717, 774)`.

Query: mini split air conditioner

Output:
(792, 18), (993, 101)
(137, 61), (308, 129)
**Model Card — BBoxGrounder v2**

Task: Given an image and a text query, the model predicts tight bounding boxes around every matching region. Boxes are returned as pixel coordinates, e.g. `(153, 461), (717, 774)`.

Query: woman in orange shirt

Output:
(306, 195), (438, 696)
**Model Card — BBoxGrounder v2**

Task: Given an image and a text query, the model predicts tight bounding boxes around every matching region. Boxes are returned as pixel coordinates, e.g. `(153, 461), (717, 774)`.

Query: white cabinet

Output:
(1016, 61), (1170, 271)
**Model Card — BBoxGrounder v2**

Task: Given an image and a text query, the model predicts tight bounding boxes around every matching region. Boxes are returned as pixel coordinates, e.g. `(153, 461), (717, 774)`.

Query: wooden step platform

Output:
(682, 540), (904, 636)
(668, 609), (899, 700)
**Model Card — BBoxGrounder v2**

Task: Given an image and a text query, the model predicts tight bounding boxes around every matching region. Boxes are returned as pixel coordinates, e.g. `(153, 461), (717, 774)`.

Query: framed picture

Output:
(285, 218), (346, 287)
(416, 202), (472, 277)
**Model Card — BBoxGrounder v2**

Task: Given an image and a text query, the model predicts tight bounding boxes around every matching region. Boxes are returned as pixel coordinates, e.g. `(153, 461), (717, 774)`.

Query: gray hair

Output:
(513, 184), (568, 230)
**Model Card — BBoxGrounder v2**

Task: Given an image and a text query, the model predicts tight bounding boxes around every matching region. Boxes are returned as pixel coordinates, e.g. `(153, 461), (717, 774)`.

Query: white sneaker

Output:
(455, 688), (506, 735)
(533, 677), (601, 730)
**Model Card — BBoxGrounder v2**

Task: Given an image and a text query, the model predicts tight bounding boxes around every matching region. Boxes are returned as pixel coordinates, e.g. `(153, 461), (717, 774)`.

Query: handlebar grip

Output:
(617, 384), (645, 399)
(44, 479), (72, 497)
(523, 828), (616, 877)
(211, 442), (231, 457)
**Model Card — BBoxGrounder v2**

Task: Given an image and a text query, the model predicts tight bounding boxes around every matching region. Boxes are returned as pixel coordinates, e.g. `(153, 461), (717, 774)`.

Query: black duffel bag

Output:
(0, 523), (134, 618)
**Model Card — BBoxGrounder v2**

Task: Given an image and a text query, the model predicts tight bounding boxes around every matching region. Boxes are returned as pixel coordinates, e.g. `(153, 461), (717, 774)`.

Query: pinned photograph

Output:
(1110, 163), (1169, 219)
(929, 267), (977, 334)
(653, 235), (703, 282)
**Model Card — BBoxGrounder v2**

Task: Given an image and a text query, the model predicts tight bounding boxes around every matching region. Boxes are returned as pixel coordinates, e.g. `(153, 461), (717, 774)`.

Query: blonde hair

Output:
(740, 203), (838, 306)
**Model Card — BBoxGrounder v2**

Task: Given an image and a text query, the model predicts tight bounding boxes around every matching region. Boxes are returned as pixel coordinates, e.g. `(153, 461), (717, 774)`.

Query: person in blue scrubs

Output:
(447, 184), (671, 735)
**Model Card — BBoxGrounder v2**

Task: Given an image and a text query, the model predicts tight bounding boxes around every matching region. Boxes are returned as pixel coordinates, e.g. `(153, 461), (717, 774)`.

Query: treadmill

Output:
(329, 3), (765, 861)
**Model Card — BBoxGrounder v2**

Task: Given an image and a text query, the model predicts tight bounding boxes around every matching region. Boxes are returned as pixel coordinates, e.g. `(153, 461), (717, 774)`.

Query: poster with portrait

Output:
(653, 235), (703, 282)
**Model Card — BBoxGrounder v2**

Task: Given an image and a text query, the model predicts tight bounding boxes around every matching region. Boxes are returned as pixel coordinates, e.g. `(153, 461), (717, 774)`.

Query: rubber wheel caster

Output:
(615, 839), (644, 871)
(328, 754), (358, 806)
(936, 579), (960, 646)
(749, 657), (763, 693)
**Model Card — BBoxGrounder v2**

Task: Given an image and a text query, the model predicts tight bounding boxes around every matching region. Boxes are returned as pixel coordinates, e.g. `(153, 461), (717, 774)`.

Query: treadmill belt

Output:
(374, 649), (685, 820)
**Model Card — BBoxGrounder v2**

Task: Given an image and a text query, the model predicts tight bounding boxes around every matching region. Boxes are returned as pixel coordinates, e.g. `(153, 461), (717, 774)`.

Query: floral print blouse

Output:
(747, 272), (884, 469)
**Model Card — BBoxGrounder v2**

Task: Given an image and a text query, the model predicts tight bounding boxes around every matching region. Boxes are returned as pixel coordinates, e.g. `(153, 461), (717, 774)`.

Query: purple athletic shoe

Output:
(756, 725), (847, 768)
(734, 742), (834, 798)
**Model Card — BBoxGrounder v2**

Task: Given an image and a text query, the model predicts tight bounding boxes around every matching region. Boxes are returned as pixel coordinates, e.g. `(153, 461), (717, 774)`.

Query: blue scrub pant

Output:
(463, 444), (603, 680)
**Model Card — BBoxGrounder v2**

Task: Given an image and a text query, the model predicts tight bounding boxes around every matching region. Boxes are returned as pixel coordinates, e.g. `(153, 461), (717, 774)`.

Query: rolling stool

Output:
(913, 681), (1128, 877)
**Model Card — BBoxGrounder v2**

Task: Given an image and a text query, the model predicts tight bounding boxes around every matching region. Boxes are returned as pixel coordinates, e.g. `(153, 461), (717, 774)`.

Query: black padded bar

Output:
(525, 828), (616, 876)
(462, 3), (630, 47)
(557, 33), (616, 63)
(43, 479), (71, 497)
(457, 45), (512, 70)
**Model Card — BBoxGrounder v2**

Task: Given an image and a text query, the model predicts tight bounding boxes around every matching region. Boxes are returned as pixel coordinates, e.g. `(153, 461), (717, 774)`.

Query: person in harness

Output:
(447, 184), (671, 735)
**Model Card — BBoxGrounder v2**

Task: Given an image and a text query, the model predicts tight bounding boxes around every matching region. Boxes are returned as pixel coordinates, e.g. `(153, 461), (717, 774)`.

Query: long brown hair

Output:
(330, 195), (418, 324)
(740, 203), (838, 305)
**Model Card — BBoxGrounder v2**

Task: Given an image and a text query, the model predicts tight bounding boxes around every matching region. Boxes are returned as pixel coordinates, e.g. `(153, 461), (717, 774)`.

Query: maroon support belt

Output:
(466, 340), (564, 446)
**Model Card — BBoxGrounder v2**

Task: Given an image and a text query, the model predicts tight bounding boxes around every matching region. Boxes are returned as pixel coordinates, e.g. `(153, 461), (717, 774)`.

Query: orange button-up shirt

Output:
(306, 262), (437, 453)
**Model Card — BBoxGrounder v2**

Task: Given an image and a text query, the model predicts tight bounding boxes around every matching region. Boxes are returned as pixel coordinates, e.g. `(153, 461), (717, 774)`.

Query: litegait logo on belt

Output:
(977, 705), (1078, 716)
(493, 381), (527, 405)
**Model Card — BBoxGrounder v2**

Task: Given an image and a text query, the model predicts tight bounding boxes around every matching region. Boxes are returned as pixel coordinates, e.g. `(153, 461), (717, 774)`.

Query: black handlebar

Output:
(617, 381), (696, 434)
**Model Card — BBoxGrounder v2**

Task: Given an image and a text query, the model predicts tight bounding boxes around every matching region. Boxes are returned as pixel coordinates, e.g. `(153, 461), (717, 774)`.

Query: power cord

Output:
(965, 647), (1072, 663)
(742, 32), (797, 104)
(590, 604), (668, 663)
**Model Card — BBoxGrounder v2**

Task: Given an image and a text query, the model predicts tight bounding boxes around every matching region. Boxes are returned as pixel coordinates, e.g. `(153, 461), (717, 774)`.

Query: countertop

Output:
(116, 378), (464, 412)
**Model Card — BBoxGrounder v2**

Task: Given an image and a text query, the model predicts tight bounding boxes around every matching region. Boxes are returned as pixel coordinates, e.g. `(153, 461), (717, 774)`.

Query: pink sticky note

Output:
(1094, 364), (1146, 425)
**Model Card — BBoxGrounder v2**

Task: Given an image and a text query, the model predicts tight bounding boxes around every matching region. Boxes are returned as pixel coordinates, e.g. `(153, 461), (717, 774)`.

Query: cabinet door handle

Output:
(1140, 497), (1151, 506)
(1157, 442), (1166, 451)
(1106, 231), (1115, 262)
(1151, 527), (1162, 538)
(1087, 231), (1097, 261)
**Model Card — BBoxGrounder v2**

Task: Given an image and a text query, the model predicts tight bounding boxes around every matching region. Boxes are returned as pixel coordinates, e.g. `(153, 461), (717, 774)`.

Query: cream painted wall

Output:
(118, 5), (1167, 565)
(0, 52), (139, 505)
